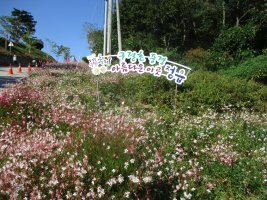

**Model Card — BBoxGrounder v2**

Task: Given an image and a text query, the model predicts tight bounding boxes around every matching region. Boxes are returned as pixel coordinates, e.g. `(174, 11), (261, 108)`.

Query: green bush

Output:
(182, 48), (235, 71)
(220, 53), (267, 84)
(100, 74), (176, 109)
(100, 70), (267, 115)
(177, 70), (267, 114)
(212, 24), (258, 60)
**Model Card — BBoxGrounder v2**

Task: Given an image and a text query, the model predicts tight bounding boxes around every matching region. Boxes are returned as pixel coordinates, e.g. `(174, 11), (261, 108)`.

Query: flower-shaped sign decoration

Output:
(87, 50), (191, 84)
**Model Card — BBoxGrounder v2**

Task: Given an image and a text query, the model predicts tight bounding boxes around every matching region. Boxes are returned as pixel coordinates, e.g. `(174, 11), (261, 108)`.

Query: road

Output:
(0, 66), (29, 92)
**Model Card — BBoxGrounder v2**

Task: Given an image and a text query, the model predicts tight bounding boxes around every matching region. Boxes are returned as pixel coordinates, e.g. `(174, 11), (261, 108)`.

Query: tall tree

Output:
(0, 16), (12, 49)
(85, 23), (103, 54)
(224, 0), (266, 27)
(8, 8), (36, 42)
(47, 39), (71, 60)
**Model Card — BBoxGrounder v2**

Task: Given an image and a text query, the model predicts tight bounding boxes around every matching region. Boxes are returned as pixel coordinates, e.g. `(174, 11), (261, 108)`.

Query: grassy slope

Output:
(0, 38), (55, 66)
(0, 66), (266, 199)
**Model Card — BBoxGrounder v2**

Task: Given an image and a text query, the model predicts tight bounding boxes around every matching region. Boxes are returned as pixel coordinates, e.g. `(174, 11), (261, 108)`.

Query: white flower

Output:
(124, 191), (130, 198)
(130, 158), (135, 163)
(117, 174), (124, 183)
(128, 175), (140, 183)
(124, 149), (129, 153)
(183, 191), (192, 199)
(143, 176), (152, 183)
(157, 171), (162, 176)
(124, 162), (129, 169)
(97, 186), (105, 198)
(106, 178), (117, 187)
(100, 166), (106, 171)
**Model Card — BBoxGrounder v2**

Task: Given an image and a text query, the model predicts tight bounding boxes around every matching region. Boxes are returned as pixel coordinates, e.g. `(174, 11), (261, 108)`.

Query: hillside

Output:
(0, 37), (55, 66)
(0, 64), (266, 199)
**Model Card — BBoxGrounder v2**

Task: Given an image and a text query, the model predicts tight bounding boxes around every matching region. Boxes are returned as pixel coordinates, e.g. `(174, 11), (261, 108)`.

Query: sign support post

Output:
(96, 76), (101, 110)
(174, 84), (178, 111)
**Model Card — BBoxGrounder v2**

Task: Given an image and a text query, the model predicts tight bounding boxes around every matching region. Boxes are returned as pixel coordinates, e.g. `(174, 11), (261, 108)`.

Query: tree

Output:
(6, 8), (36, 42)
(224, 0), (263, 27)
(85, 23), (103, 54)
(85, 0), (266, 62)
(32, 39), (44, 50)
(22, 31), (36, 54)
(47, 39), (71, 60)
(0, 16), (13, 50)
(119, 0), (221, 53)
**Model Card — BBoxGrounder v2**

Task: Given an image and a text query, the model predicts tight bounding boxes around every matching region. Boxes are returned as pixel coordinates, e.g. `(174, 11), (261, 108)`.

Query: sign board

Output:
(87, 50), (191, 85)
(8, 42), (14, 47)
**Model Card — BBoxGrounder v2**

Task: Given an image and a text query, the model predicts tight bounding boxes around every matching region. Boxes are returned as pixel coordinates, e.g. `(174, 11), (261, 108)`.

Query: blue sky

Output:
(0, 0), (105, 61)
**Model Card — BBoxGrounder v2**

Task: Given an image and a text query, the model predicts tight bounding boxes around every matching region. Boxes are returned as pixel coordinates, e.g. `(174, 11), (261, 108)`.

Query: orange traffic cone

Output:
(27, 63), (31, 74)
(17, 63), (22, 73)
(8, 64), (13, 75)
(35, 63), (38, 71)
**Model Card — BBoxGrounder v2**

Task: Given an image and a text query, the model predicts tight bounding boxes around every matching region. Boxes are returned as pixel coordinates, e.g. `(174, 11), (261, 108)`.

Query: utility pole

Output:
(103, 0), (108, 56)
(107, 0), (113, 55)
(116, 0), (122, 51)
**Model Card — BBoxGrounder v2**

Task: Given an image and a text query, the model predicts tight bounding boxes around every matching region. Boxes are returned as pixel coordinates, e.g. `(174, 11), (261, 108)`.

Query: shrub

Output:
(183, 48), (210, 71)
(100, 74), (176, 109)
(212, 24), (258, 61)
(177, 70), (267, 114)
(183, 48), (234, 71)
(220, 53), (267, 84)
(1, 68), (266, 199)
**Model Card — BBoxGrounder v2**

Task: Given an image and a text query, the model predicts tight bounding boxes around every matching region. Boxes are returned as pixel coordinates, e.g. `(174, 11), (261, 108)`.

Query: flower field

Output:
(0, 65), (266, 199)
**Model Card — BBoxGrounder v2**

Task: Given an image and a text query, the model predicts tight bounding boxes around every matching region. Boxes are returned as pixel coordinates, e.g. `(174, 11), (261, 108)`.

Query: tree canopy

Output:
(87, 0), (266, 66)
(0, 8), (37, 42)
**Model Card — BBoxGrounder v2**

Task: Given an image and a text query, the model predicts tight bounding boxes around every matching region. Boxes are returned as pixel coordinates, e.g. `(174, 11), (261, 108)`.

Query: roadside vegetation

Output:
(0, 0), (266, 199)
(0, 38), (54, 65)
(0, 64), (266, 199)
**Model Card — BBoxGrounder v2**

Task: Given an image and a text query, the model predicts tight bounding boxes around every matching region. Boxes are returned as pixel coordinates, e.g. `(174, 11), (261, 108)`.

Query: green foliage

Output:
(32, 38), (44, 50)
(0, 16), (12, 42)
(85, 0), (266, 70)
(182, 48), (233, 71)
(85, 23), (103, 54)
(220, 53), (267, 84)
(81, 56), (89, 63)
(0, 38), (54, 65)
(47, 39), (71, 59)
(100, 74), (175, 109)
(212, 24), (258, 60)
(119, 0), (222, 52)
(0, 68), (266, 199)
(1, 8), (37, 42)
(22, 30), (37, 54)
(177, 70), (267, 114)
(203, 51), (234, 71)
(99, 70), (267, 115)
